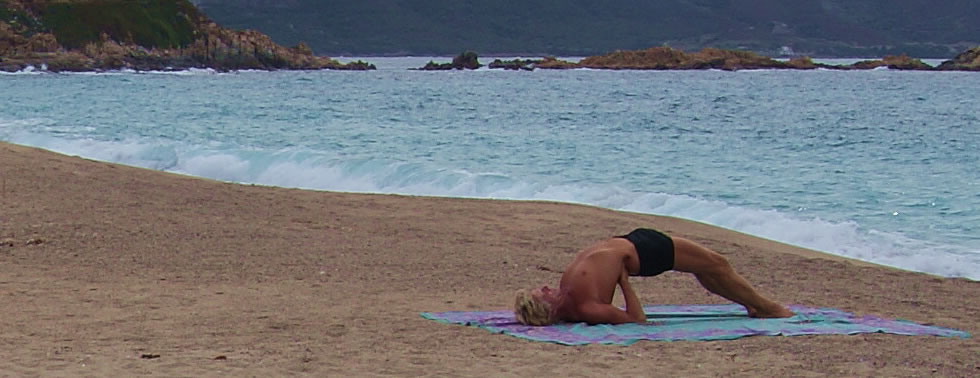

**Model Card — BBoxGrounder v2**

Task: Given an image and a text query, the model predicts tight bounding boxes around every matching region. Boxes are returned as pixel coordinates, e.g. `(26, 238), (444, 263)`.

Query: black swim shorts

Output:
(617, 228), (674, 277)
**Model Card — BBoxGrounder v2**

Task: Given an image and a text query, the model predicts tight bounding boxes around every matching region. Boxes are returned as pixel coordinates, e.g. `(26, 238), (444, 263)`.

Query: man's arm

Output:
(618, 269), (647, 323)
(575, 303), (642, 324)
(574, 270), (647, 325)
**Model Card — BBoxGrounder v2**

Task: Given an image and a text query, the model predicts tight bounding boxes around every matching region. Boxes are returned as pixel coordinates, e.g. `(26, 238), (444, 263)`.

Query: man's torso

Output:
(557, 238), (640, 318)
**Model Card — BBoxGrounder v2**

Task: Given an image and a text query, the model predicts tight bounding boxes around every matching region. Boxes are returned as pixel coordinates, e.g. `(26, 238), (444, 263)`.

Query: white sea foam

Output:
(3, 66), (227, 76)
(2, 131), (977, 280)
(0, 65), (44, 75)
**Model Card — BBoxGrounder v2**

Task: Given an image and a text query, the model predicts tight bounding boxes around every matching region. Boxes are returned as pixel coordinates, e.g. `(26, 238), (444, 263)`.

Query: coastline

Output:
(3, 1), (977, 73)
(1, 141), (977, 376)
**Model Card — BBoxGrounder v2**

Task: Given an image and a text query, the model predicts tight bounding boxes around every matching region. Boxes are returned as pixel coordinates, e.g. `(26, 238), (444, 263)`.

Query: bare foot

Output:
(750, 305), (794, 318)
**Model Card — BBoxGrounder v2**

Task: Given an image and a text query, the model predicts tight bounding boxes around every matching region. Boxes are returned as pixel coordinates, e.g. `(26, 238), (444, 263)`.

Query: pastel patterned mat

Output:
(421, 304), (970, 345)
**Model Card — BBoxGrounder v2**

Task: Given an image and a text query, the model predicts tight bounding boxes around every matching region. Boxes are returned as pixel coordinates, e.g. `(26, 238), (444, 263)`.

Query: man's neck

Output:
(551, 290), (571, 321)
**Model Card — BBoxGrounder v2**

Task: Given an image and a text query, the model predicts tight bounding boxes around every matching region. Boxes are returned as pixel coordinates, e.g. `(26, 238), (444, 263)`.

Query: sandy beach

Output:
(1, 141), (977, 376)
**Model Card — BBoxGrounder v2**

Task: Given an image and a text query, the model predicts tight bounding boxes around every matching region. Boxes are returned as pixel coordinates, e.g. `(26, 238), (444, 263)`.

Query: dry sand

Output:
(1, 141), (978, 377)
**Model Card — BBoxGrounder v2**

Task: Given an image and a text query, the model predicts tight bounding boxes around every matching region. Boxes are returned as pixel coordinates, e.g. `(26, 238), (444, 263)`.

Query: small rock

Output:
(26, 238), (45, 245)
(0, 238), (15, 247)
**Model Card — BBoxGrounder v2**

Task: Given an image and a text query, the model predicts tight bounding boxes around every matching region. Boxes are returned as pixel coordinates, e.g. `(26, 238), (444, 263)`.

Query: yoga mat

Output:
(420, 304), (970, 345)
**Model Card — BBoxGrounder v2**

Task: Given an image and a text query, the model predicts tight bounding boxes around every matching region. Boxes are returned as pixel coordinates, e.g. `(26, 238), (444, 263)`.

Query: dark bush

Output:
(38, 0), (202, 49)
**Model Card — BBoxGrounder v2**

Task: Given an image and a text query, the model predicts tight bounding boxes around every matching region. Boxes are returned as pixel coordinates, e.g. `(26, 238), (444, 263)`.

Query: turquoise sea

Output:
(2, 57), (978, 279)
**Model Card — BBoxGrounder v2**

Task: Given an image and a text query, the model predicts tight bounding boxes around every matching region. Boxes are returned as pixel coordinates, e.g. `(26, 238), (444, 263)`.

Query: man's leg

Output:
(670, 237), (793, 318)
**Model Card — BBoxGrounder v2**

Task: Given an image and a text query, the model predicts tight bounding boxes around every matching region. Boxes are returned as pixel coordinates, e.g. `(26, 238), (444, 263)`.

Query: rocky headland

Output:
(0, 0), (374, 72)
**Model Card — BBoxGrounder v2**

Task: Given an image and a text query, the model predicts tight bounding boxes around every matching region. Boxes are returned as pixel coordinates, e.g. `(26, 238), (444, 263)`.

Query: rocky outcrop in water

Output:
(936, 46), (980, 71)
(572, 47), (941, 71)
(571, 47), (793, 70)
(847, 55), (933, 70)
(488, 58), (536, 71)
(416, 51), (482, 70)
(484, 47), (833, 71)
(486, 56), (580, 70)
(481, 46), (980, 72)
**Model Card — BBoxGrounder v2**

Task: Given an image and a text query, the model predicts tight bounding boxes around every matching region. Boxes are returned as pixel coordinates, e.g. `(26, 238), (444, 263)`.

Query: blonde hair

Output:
(514, 289), (555, 326)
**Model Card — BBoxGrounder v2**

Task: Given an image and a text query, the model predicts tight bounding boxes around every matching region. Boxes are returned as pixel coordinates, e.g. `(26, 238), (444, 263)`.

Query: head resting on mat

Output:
(514, 286), (558, 326)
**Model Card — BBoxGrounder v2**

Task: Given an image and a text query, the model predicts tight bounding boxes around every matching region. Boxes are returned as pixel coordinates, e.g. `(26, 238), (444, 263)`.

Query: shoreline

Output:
(2, 137), (967, 280)
(2, 141), (977, 375)
(0, 55), (970, 74)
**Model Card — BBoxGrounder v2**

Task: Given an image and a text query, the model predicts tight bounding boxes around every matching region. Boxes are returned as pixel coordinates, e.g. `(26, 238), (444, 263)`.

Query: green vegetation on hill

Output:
(0, 0), (43, 34)
(37, 0), (201, 49)
(194, 0), (980, 58)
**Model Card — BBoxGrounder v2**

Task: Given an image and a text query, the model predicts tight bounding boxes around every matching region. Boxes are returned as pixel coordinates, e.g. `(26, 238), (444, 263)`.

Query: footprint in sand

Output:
(325, 324), (348, 337)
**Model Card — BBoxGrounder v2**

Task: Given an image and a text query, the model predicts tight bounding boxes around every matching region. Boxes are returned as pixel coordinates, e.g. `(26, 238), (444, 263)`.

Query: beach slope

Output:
(1, 142), (977, 376)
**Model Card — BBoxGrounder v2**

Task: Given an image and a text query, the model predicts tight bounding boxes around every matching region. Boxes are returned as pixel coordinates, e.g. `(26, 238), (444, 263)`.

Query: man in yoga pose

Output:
(515, 228), (793, 325)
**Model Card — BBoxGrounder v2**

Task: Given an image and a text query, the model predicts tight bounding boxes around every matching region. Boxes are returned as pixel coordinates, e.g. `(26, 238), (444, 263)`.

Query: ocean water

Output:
(2, 57), (978, 280)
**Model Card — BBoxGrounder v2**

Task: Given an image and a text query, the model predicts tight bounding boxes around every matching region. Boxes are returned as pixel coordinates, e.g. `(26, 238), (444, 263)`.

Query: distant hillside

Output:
(193, 0), (980, 58)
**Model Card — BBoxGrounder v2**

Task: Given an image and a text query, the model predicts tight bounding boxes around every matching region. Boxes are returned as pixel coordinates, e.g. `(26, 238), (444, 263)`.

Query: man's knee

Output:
(699, 252), (732, 275)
